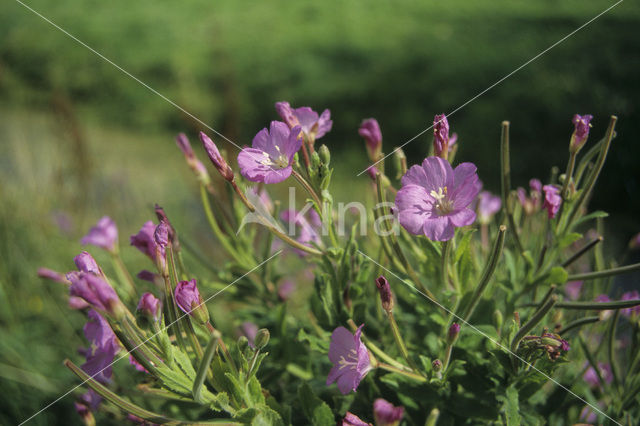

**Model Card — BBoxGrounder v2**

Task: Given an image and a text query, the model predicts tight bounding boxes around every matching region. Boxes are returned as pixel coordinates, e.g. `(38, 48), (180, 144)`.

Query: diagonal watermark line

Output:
(13, 0), (240, 150)
(18, 250), (283, 425)
(357, 249), (621, 425)
(357, 0), (625, 176)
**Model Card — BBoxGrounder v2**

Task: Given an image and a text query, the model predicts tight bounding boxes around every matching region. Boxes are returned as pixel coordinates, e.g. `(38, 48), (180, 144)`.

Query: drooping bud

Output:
(433, 114), (450, 159)
(174, 279), (210, 324)
(359, 118), (382, 161)
(570, 114), (593, 153)
(199, 131), (235, 182)
(254, 328), (270, 350)
(393, 147), (407, 179)
(447, 323), (460, 344)
(81, 216), (118, 253)
(366, 166), (378, 182)
(137, 292), (161, 321)
(176, 133), (211, 186)
(74, 251), (101, 275)
(373, 398), (404, 426)
(375, 275), (394, 312)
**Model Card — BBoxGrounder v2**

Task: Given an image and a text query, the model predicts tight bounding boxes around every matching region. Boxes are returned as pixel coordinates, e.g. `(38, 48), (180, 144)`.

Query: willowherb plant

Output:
(39, 104), (640, 425)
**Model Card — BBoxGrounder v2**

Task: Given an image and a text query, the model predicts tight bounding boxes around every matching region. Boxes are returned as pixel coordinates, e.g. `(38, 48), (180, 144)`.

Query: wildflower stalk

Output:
(461, 225), (507, 322)
(578, 337), (608, 388)
(536, 284), (556, 311)
(441, 240), (453, 291)
(607, 309), (621, 390)
(557, 316), (599, 334)
(291, 169), (322, 211)
(347, 318), (410, 371)
(560, 151), (577, 201)
(500, 121), (524, 254)
(65, 360), (240, 425)
(193, 331), (220, 404)
(387, 311), (420, 373)
(566, 116), (617, 228)
(573, 134), (609, 187)
(206, 322), (238, 375)
(377, 363), (427, 382)
(110, 250), (138, 300)
(120, 316), (165, 369)
(561, 236), (603, 268)
(522, 298), (640, 310)
(510, 295), (557, 355)
(566, 262), (640, 281)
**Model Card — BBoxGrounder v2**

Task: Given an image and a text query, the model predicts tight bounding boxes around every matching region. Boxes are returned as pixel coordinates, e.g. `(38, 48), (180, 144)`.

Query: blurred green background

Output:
(1, 0), (639, 424)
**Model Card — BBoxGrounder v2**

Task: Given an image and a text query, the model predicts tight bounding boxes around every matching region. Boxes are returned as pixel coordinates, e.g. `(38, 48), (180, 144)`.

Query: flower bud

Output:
(176, 133), (211, 186)
(174, 279), (210, 324)
(393, 147), (407, 179)
(569, 114), (593, 153)
(254, 328), (270, 350)
(237, 335), (250, 354)
(74, 251), (101, 275)
(68, 272), (125, 319)
(359, 118), (382, 161)
(154, 221), (169, 273)
(432, 359), (443, 372)
(493, 309), (503, 333)
(318, 144), (331, 165)
(375, 275), (394, 312)
(137, 292), (161, 321)
(447, 323), (460, 344)
(155, 205), (177, 246)
(81, 216), (119, 253)
(433, 114), (450, 159)
(373, 398), (404, 426)
(38, 267), (69, 284)
(199, 131), (235, 182)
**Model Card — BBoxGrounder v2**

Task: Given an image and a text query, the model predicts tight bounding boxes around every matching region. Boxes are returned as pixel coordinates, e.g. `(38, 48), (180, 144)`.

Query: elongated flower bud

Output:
(254, 328), (270, 350)
(74, 251), (101, 275)
(375, 275), (394, 312)
(447, 322), (460, 344)
(359, 118), (382, 161)
(570, 114), (593, 153)
(200, 131), (235, 182)
(174, 279), (210, 324)
(176, 133), (211, 186)
(433, 114), (450, 159)
(137, 292), (161, 321)
(393, 147), (407, 179)
(68, 272), (125, 319)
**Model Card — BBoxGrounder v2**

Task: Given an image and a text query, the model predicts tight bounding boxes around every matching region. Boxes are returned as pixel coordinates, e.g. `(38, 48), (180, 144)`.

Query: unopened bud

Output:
(237, 335), (249, 353)
(393, 147), (407, 179)
(200, 131), (235, 182)
(432, 359), (442, 372)
(254, 328), (270, 350)
(447, 323), (460, 344)
(174, 279), (210, 324)
(569, 114), (593, 153)
(433, 114), (450, 159)
(359, 118), (382, 161)
(375, 275), (394, 312)
(493, 309), (503, 332)
(318, 144), (331, 165)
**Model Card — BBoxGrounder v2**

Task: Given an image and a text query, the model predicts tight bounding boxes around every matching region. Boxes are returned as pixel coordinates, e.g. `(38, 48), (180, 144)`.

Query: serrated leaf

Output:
(172, 347), (197, 381)
(297, 382), (334, 426)
(501, 384), (521, 426)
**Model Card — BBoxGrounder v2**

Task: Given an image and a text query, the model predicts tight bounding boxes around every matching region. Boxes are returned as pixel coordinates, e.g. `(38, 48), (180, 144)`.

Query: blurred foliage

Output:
(1, 0), (639, 423)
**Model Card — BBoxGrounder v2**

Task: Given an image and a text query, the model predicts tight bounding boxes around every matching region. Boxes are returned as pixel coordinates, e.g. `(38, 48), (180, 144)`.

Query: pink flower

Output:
(130, 221), (158, 261)
(433, 114), (451, 158)
(68, 272), (123, 318)
(74, 251), (101, 275)
(81, 310), (120, 384)
(237, 121), (302, 184)
(476, 191), (501, 224)
(570, 114), (593, 152)
(137, 292), (161, 320)
(81, 216), (118, 252)
(583, 362), (612, 388)
(200, 131), (235, 181)
(342, 412), (371, 426)
(395, 156), (481, 241)
(542, 185), (562, 218)
(275, 101), (333, 141)
(37, 267), (69, 284)
(327, 325), (372, 394)
(373, 398), (404, 426)
(174, 279), (209, 324)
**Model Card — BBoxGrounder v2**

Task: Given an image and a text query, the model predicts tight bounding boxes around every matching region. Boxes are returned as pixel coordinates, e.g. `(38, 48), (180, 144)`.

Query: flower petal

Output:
(448, 208), (476, 227)
(421, 156), (454, 192)
(328, 326), (356, 363)
(336, 370), (358, 394)
(396, 185), (434, 235)
(422, 216), (455, 241)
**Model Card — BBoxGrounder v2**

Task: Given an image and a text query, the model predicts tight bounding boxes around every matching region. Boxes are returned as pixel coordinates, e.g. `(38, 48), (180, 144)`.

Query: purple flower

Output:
(359, 118), (382, 160)
(530, 179), (542, 194)
(74, 251), (101, 275)
(275, 101), (333, 141)
(580, 405), (598, 424)
(200, 131), (235, 182)
(629, 232), (640, 250)
(81, 216), (118, 252)
(366, 166), (378, 182)
(277, 280), (296, 301)
(447, 323), (460, 343)
(69, 272), (123, 318)
(38, 267), (69, 284)
(583, 362), (613, 388)
(137, 270), (159, 284)
(137, 292), (161, 320)
(240, 322), (259, 347)
(281, 208), (322, 256)
(542, 185), (562, 219)
(570, 114), (593, 152)
(621, 291), (640, 317)
(174, 279), (210, 324)
(154, 221), (169, 270)
(130, 221), (158, 261)
(395, 156), (481, 241)
(564, 281), (583, 301)
(373, 398), (404, 426)
(476, 191), (501, 224)
(375, 276), (393, 312)
(448, 132), (458, 151)
(433, 114), (450, 158)
(81, 310), (120, 384)
(342, 412), (371, 426)
(238, 121), (302, 184)
(326, 325), (372, 394)
(76, 389), (101, 418)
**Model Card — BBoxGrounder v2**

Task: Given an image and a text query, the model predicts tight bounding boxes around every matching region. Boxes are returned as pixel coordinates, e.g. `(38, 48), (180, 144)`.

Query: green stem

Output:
(557, 316), (599, 334)
(193, 332), (220, 403)
(567, 262), (640, 281)
(441, 240), (452, 291)
(110, 251), (138, 300)
(206, 322), (238, 375)
(560, 151), (577, 201)
(291, 169), (323, 212)
(510, 295), (557, 354)
(377, 363), (427, 382)
(461, 225), (506, 322)
(500, 121), (524, 254)
(387, 311), (420, 373)
(65, 360), (239, 425)
(522, 299), (640, 310)
(608, 309), (621, 390)
(561, 236), (603, 268)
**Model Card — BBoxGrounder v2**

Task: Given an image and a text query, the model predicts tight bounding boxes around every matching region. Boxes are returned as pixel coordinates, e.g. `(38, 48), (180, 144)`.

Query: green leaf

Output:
(558, 232), (582, 249)
(173, 346), (197, 380)
(500, 384), (521, 426)
(297, 328), (330, 353)
(454, 229), (476, 263)
(546, 266), (568, 285)
(297, 382), (335, 426)
(574, 210), (608, 227)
